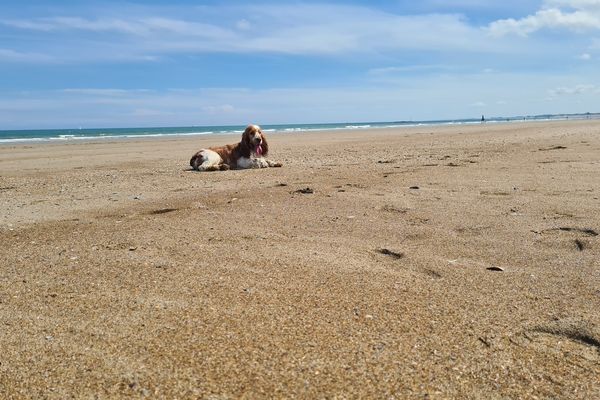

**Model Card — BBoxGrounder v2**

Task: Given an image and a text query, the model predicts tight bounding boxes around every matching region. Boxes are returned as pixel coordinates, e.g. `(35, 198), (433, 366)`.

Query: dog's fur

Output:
(190, 124), (282, 171)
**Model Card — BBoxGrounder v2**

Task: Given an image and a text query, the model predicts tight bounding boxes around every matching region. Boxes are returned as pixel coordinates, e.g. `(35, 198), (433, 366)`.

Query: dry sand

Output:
(1, 120), (599, 399)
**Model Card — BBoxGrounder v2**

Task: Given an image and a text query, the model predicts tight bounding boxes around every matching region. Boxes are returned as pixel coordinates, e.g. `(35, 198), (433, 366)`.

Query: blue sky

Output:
(1, 0), (599, 129)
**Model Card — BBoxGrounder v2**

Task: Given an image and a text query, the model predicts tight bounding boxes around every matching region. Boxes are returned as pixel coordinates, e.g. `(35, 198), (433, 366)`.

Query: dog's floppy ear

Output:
(260, 131), (269, 156)
(238, 125), (253, 158)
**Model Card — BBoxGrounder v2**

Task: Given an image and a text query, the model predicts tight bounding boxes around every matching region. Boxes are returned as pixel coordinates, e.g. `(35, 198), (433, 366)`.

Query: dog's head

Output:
(241, 124), (268, 157)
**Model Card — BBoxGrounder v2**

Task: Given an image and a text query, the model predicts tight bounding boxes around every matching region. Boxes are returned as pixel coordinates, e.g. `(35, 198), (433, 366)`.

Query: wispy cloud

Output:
(2, 16), (235, 39)
(0, 4), (502, 62)
(0, 48), (56, 63)
(546, 0), (600, 8)
(3, 68), (597, 129)
(202, 104), (236, 115)
(3, 17), (146, 34)
(61, 88), (154, 96)
(591, 37), (600, 47)
(368, 65), (456, 75)
(470, 101), (487, 107)
(548, 83), (599, 96)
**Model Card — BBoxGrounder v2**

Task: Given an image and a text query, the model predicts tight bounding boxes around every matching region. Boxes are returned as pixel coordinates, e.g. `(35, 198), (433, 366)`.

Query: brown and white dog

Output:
(190, 124), (282, 171)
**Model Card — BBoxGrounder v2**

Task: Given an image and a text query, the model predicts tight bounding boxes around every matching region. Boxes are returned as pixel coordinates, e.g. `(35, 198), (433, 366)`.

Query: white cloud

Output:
(579, 52), (592, 59)
(488, 0), (600, 36)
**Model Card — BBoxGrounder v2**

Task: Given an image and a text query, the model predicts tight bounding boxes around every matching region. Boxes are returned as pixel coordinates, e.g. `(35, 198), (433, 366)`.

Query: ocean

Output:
(0, 113), (596, 144)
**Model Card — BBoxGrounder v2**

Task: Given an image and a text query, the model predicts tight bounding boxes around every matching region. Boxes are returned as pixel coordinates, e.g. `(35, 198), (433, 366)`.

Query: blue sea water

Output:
(0, 113), (595, 144)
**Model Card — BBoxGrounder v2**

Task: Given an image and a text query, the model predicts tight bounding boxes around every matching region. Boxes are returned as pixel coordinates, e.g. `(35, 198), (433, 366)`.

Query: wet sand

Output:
(1, 120), (599, 398)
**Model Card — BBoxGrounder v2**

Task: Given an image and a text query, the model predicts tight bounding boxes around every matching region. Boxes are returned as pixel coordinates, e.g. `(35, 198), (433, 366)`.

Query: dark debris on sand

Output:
(377, 248), (404, 259)
(539, 145), (567, 151)
(294, 187), (314, 194)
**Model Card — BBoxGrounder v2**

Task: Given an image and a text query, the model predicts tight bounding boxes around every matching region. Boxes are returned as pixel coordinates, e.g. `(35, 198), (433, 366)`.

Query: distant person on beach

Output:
(481, 115), (485, 123)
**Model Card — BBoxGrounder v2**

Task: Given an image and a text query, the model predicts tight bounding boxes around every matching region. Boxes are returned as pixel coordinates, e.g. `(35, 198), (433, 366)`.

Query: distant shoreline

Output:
(1, 112), (599, 145)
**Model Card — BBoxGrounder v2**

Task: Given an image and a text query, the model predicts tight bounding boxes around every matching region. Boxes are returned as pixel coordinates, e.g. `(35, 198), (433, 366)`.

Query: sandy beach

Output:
(1, 120), (599, 398)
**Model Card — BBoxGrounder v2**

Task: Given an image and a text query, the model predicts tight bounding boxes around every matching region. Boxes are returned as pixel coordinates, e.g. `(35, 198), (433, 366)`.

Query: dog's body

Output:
(190, 125), (282, 171)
